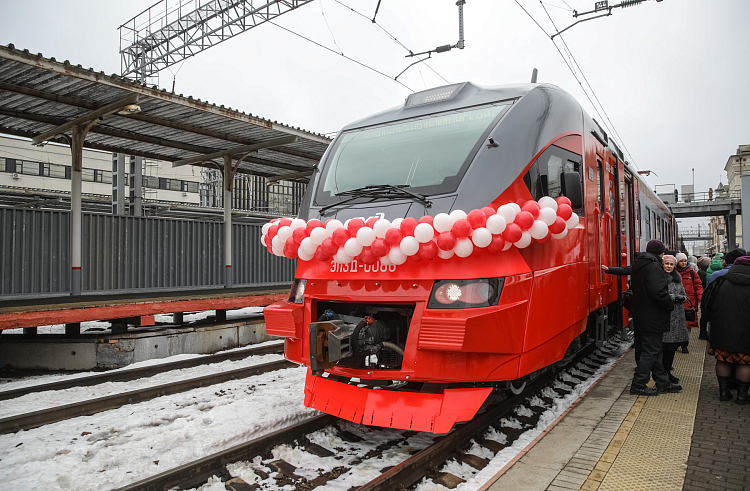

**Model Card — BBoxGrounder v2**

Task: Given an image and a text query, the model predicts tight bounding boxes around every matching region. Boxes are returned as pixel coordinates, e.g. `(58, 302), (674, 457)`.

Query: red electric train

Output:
(264, 82), (675, 434)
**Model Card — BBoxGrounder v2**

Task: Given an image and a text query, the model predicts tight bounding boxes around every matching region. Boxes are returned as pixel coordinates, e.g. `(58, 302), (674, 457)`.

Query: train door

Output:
(593, 156), (608, 303)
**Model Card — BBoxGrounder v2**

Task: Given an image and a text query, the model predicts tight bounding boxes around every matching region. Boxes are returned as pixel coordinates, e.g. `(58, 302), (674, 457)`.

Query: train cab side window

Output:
(524, 145), (583, 210)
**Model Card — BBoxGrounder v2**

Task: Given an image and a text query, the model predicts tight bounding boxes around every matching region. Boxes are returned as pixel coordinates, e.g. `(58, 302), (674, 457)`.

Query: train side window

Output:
(644, 206), (651, 239)
(524, 145), (582, 207)
(596, 160), (604, 211)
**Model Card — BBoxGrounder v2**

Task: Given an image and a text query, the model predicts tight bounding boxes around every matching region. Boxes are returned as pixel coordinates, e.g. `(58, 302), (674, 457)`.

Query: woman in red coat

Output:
(676, 253), (703, 350)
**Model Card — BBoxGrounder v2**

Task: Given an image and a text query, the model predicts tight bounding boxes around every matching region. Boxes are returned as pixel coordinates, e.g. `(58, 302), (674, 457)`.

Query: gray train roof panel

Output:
(0, 44), (331, 180)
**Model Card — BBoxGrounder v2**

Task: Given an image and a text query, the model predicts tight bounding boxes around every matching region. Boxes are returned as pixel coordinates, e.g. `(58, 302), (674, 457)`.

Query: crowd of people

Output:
(604, 239), (750, 402)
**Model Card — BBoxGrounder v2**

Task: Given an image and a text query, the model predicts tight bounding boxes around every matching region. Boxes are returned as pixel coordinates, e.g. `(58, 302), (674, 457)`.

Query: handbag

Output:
(684, 297), (696, 322)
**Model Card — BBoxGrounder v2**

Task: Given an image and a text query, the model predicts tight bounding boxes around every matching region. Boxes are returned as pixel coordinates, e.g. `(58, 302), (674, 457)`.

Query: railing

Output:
(672, 189), (741, 204)
(0, 207), (294, 298)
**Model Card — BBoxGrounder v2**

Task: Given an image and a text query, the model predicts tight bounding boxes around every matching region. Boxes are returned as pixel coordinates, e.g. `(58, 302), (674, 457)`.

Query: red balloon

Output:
(385, 227), (404, 246)
(452, 219), (472, 238)
(481, 206), (496, 218)
(267, 222), (279, 239)
(370, 238), (390, 257)
(419, 240), (439, 260)
(436, 231), (457, 251)
(366, 216), (379, 228)
(522, 201), (540, 219)
(278, 218), (292, 228)
(321, 238), (338, 256)
(292, 227), (307, 245)
(283, 237), (298, 259)
(400, 217), (418, 236)
(358, 247), (377, 265)
(408, 253), (423, 263)
(266, 242), (274, 254)
(550, 216), (567, 234)
(514, 211), (534, 230)
(270, 218), (280, 223)
(305, 219), (323, 234)
(332, 227), (350, 247)
(467, 209), (487, 229)
(536, 233), (551, 243)
(503, 223), (523, 243)
(487, 234), (506, 252)
(418, 215), (434, 225)
(314, 247), (332, 261)
(556, 196), (572, 208)
(347, 218), (365, 236)
(557, 204), (573, 221)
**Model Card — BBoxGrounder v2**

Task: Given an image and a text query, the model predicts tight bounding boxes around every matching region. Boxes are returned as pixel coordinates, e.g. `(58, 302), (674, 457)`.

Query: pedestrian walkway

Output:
(480, 328), (750, 491)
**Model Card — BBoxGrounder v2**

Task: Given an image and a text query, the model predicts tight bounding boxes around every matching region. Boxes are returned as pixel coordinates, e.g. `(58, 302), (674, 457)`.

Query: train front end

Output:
(265, 82), (587, 433)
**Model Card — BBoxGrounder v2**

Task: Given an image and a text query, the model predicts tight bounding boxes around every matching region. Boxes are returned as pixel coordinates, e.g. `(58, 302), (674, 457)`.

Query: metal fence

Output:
(0, 208), (295, 298)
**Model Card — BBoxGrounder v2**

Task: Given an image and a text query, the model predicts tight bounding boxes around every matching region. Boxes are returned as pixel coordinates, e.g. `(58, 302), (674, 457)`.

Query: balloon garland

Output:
(261, 196), (580, 265)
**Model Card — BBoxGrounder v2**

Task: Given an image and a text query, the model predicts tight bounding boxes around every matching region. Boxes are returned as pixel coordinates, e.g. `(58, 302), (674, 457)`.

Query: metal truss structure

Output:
(119, 0), (315, 84)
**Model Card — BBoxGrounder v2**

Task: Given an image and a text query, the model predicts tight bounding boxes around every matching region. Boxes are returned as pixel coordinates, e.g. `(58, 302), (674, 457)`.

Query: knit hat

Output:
(688, 255), (698, 264)
(662, 254), (676, 265)
(675, 252), (688, 262)
(697, 256), (711, 269)
(724, 248), (748, 265)
(646, 240), (666, 255)
(734, 256), (750, 267)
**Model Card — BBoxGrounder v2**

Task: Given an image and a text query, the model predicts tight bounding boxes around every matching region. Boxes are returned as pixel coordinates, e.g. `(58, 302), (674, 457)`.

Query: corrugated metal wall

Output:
(0, 208), (294, 298)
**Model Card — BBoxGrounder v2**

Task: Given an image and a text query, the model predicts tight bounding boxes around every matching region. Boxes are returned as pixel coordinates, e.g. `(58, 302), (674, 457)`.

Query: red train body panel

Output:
(264, 82), (675, 433)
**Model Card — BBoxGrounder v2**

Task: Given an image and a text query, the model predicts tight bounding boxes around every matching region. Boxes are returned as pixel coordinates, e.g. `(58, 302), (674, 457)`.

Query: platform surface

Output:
(481, 328), (750, 491)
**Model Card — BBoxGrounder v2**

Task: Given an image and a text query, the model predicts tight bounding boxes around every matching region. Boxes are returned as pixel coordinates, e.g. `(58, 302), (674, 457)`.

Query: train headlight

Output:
(289, 279), (306, 304)
(428, 278), (504, 309)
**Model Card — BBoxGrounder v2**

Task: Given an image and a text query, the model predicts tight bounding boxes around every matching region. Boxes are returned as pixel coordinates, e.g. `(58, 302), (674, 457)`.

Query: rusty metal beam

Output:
(172, 136), (298, 167)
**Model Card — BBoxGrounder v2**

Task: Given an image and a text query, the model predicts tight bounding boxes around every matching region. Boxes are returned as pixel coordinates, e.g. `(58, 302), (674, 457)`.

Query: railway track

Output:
(0, 341), (292, 434)
(113, 336), (628, 491)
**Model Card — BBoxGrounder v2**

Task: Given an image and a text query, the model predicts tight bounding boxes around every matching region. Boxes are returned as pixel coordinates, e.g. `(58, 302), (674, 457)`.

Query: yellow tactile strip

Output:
(588, 328), (706, 491)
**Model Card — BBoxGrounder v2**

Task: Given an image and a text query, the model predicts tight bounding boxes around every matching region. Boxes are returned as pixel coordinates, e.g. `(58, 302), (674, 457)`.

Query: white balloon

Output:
(414, 222), (435, 243)
(356, 226), (376, 247)
(485, 214), (507, 234)
(261, 234), (267, 247)
(272, 235), (283, 250)
(497, 204), (517, 224)
(538, 207), (557, 226)
(297, 246), (314, 261)
(433, 213), (453, 233)
(290, 218), (306, 230)
(508, 202), (522, 215)
(552, 227), (569, 240)
(389, 246), (407, 265)
(262, 223), (271, 235)
(344, 237), (364, 256)
(400, 236), (420, 256)
(310, 227), (328, 245)
(471, 227), (492, 248)
(325, 219), (344, 236)
(514, 231), (533, 248)
(566, 212), (580, 230)
(277, 225), (292, 242)
(373, 218), (392, 238)
(449, 209), (467, 221)
(380, 253), (393, 266)
(502, 240), (513, 251)
(300, 237), (317, 255)
(538, 196), (558, 211)
(438, 248), (455, 259)
(335, 248), (353, 264)
(529, 220), (549, 240)
(391, 217), (404, 230)
(454, 238), (474, 257)
(343, 218), (352, 230)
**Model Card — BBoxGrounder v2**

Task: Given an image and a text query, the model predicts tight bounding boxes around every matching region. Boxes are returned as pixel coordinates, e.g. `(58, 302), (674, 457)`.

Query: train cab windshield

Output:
(314, 102), (512, 206)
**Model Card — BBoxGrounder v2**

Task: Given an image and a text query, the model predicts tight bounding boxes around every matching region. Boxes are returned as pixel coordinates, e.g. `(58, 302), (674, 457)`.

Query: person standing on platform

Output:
(707, 248), (747, 287)
(688, 255), (700, 273)
(702, 255), (750, 404)
(630, 239), (682, 396)
(675, 252), (703, 353)
(707, 253), (724, 280)
(661, 255), (690, 384)
(697, 256), (710, 289)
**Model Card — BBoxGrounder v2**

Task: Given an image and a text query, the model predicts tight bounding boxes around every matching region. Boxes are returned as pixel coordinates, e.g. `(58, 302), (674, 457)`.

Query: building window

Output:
(82, 168), (95, 182)
(21, 160), (40, 176)
(0, 157), (5, 172)
(184, 181), (199, 193)
(144, 176), (158, 188)
(169, 179), (182, 191)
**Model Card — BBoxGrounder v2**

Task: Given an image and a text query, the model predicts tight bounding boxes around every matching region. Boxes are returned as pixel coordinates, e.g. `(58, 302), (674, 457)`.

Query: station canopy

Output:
(0, 43), (331, 181)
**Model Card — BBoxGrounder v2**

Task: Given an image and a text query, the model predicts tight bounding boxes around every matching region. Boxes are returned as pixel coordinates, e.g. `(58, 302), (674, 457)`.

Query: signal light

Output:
(428, 278), (504, 309)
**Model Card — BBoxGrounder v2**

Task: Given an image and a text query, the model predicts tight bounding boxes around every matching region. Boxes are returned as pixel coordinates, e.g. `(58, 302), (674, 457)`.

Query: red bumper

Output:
(304, 371), (492, 434)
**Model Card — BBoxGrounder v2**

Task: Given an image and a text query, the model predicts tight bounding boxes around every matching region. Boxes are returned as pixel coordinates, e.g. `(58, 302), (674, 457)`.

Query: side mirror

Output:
(561, 171), (583, 210)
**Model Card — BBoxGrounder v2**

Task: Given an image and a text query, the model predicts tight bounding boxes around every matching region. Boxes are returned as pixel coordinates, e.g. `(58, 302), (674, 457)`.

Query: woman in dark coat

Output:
(703, 255), (750, 404)
(661, 255), (690, 383)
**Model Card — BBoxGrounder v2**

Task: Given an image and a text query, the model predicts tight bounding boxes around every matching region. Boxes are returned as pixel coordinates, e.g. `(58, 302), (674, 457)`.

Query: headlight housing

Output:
(427, 278), (504, 309)
(289, 279), (306, 304)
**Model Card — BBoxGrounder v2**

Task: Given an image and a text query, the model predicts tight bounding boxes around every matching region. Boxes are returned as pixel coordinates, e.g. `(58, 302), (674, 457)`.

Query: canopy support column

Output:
(223, 154), (233, 288)
(70, 121), (95, 295)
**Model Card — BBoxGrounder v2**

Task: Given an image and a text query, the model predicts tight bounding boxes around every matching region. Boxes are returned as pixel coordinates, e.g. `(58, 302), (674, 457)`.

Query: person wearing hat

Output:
(707, 248), (747, 287)
(697, 256), (711, 289)
(675, 252), (703, 353)
(661, 254), (690, 383)
(702, 255), (750, 403)
(707, 253), (724, 279)
(629, 239), (682, 396)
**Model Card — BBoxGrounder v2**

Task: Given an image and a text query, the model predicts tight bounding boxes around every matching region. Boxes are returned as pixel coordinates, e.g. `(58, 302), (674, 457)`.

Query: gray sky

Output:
(1, 0), (748, 211)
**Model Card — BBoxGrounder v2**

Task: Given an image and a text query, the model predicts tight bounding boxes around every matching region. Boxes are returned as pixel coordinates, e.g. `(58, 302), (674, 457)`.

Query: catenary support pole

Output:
(223, 154), (233, 288)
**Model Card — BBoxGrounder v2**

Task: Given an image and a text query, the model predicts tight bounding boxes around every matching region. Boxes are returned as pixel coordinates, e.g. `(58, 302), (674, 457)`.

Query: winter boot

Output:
(736, 381), (750, 405)
(718, 376), (733, 401)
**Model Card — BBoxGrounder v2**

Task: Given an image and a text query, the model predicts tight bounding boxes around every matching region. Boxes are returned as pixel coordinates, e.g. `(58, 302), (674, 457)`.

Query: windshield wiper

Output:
(319, 184), (432, 214)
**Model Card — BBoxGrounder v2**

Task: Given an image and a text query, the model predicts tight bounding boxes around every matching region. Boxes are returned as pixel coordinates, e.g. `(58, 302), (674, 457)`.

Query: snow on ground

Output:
(0, 365), (315, 491)
(0, 339), (283, 393)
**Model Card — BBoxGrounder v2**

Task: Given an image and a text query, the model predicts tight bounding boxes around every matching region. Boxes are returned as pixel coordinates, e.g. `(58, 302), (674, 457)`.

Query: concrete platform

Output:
(479, 328), (748, 491)
(0, 317), (271, 370)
